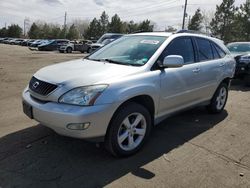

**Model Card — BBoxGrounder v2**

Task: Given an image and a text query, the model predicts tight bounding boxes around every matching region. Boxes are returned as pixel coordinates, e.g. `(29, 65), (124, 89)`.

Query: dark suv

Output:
(227, 42), (250, 86)
(38, 39), (69, 51)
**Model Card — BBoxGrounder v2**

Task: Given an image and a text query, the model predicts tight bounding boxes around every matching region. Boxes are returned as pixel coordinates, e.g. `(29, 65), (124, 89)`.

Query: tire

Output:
(87, 48), (92, 53)
(105, 102), (152, 157)
(207, 83), (228, 114)
(244, 74), (250, 87)
(66, 47), (72, 53)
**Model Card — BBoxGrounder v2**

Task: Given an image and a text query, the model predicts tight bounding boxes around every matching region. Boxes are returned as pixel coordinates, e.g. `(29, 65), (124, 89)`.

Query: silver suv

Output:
(22, 32), (235, 157)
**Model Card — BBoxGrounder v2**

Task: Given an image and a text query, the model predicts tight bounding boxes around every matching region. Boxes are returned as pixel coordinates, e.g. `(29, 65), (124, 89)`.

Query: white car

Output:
(23, 31), (235, 156)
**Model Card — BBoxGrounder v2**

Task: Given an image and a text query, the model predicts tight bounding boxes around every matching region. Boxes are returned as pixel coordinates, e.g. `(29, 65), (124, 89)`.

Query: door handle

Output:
(192, 68), (200, 73)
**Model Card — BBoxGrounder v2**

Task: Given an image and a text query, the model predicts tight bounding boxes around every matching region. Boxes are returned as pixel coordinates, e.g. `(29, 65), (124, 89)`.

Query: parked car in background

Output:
(59, 40), (93, 53)
(22, 31), (235, 157)
(9, 39), (18, 45)
(14, 39), (25, 45)
(27, 39), (36, 46)
(21, 39), (30, 46)
(227, 42), (250, 86)
(3, 38), (13, 44)
(38, 39), (69, 51)
(30, 40), (43, 47)
(89, 33), (123, 52)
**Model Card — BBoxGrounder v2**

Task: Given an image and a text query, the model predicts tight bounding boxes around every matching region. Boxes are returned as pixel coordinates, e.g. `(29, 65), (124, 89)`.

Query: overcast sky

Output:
(0, 0), (246, 31)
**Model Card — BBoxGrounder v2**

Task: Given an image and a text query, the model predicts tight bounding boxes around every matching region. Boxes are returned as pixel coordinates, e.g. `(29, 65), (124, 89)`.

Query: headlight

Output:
(59, 85), (108, 106)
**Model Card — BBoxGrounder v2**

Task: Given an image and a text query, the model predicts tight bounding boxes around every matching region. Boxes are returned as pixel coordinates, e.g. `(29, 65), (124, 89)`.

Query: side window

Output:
(214, 44), (226, 58)
(159, 37), (195, 64)
(196, 38), (213, 61)
(211, 42), (220, 59)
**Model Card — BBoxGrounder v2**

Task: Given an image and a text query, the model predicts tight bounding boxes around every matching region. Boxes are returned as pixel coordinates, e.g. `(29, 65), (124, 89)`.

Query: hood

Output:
(34, 59), (142, 87)
(230, 52), (250, 57)
(90, 43), (104, 47)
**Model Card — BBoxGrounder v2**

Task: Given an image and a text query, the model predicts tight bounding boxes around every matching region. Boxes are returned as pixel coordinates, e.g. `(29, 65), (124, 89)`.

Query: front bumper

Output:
(22, 89), (118, 140)
(235, 62), (250, 77)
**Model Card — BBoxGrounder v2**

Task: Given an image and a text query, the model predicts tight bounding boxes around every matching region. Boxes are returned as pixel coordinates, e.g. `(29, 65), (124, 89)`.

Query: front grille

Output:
(29, 76), (57, 96)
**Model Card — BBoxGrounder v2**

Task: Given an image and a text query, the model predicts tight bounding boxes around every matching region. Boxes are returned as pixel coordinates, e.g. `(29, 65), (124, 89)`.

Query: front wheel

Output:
(66, 47), (72, 53)
(207, 83), (228, 113)
(105, 102), (152, 157)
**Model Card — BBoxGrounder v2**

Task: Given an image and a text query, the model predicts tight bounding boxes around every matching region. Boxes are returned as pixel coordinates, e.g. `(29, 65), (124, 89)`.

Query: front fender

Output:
(95, 71), (161, 113)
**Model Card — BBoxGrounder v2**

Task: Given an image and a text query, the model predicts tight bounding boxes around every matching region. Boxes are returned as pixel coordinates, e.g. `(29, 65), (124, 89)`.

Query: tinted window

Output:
(196, 38), (213, 61)
(211, 42), (220, 59)
(215, 44), (226, 58)
(159, 37), (195, 64)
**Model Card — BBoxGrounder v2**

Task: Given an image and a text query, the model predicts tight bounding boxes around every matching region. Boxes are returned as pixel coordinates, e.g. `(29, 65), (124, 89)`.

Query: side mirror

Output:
(160, 55), (184, 68)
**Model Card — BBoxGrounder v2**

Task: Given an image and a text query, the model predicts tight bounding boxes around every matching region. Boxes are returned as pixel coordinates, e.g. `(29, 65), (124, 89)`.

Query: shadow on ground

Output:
(230, 79), (250, 92)
(0, 107), (228, 188)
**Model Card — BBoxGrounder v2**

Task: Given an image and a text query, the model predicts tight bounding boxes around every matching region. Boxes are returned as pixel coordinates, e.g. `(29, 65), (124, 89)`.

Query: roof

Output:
(131, 32), (173, 37)
(227, 42), (250, 45)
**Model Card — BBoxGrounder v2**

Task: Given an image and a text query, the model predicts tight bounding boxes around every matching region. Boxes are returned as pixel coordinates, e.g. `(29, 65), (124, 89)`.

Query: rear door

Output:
(193, 37), (224, 99)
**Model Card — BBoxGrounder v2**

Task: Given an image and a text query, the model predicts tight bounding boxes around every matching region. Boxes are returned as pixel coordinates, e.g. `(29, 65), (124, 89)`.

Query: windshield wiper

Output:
(100, 58), (125, 65)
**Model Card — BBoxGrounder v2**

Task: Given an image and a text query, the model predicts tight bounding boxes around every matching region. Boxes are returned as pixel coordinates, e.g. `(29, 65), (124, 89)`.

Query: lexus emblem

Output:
(33, 81), (40, 89)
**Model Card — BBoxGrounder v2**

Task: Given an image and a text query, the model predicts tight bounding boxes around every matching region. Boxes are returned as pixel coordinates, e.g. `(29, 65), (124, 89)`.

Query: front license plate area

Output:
(22, 101), (33, 119)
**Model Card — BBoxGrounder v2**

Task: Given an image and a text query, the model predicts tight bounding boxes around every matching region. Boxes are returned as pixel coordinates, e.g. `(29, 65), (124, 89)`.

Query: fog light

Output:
(241, 67), (245, 70)
(67, 122), (90, 130)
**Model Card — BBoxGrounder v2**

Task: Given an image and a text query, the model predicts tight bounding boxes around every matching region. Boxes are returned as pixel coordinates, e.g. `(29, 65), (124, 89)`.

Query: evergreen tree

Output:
(84, 18), (102, 39)
(50, 26), (61, 39)
(125, 21), (138, 33)
(234, 1), (250, 41)
(40, 24), (51, 39)
(66, 24), (80, 40)
(99, 11), (109, 35)
(210, 0), (236, 43)
(188, 8), (203, 31)
(0, 27), (8, 37)
(108, 14), (124, 33)
(7, 24), (22, 38)
(137, 20), (154, 32)
(28, 23), (40, 39)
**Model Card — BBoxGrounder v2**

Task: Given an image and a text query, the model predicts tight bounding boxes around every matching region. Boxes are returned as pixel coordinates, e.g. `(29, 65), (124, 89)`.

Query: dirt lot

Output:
(0, 44), (250, 188)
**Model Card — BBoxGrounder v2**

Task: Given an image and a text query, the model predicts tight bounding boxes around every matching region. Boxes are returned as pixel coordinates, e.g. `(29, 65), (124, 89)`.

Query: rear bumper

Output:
(22, 89), (118, 140)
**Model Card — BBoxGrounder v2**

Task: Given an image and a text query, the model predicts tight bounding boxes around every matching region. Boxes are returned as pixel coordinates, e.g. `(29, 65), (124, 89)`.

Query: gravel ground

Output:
(0, 44), (249, 188)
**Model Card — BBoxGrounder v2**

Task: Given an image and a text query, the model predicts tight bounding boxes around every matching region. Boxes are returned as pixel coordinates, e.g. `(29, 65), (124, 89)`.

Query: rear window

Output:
(214, 44), (226, 58)
(211, 43), (221, 59)
(196, 38), (213, 61)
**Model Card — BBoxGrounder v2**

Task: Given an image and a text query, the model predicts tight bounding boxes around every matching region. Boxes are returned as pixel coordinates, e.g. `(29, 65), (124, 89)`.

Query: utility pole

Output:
(64, 11), (67, 29)
(24, 19), (26, 36)
(182, 0), (188, 29)
(23, 18), (30, 37)
(5, 22), (7, 28)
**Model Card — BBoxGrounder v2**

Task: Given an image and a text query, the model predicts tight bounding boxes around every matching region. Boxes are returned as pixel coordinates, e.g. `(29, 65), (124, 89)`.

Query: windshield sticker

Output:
(140, 40), (159, 45)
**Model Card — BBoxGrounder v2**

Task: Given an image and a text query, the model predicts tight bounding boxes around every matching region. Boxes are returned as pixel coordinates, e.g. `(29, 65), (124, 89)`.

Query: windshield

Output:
(227, 43), (250, 53)
(87, 35), (166, 66)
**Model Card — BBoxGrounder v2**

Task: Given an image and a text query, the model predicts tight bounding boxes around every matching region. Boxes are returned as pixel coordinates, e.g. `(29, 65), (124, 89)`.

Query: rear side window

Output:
(159, 37), (195, 64)
(211, 43), (220, 59)
(214, 44), (226, 58)
(196, 38), (213, 61)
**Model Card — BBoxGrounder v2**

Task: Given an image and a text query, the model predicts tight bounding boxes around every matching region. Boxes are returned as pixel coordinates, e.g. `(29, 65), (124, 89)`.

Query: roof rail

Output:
(176, 29), (211, 36)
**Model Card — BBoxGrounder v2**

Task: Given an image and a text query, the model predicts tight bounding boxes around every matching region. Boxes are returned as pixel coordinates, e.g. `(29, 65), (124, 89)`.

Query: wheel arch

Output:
(105, 94), (155, 140)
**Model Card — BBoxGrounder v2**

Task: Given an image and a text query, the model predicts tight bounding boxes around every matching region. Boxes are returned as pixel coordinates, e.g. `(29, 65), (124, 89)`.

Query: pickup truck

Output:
(59, 40), (93, 53)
